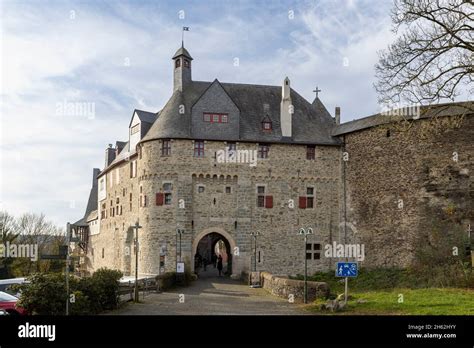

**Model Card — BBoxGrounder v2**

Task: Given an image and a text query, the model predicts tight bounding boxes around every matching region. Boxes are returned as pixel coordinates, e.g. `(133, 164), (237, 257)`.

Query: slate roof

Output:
(73, 168), (100, 226)
(129, 109), (157, 127)
(140, 80), (340, 145)
(332, 101), (473, 136)
(172, 46), (193, 60)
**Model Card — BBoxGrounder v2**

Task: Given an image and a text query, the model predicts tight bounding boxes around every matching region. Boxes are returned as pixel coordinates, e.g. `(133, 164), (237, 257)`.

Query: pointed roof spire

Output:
(172, 46), (193, 60)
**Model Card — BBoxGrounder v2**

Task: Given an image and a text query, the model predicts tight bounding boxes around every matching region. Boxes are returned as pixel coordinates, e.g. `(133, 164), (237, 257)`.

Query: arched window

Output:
(175, 59), (181, 68)
(184, 59), (190, 68)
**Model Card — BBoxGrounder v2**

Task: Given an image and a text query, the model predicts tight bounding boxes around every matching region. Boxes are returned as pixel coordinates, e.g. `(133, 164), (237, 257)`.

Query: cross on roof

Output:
(313, 86), (322, 99)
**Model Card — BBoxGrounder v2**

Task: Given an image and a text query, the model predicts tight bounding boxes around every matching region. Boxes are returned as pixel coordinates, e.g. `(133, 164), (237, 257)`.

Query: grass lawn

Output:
(307, 288), (474, 315)
(295, 269), (474, 315)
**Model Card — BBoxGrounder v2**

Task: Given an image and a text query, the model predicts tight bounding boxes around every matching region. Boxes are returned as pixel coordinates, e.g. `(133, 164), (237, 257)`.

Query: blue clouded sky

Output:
(1, 0), (399, 226)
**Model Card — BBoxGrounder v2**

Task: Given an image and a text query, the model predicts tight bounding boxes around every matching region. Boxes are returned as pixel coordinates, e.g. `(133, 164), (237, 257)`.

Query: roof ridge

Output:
(193, 80), (281, 89)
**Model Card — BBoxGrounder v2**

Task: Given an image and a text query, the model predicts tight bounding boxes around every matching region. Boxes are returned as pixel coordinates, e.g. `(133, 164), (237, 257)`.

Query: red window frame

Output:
(262, 121), (272, 131)
(203, 113), (228, 123)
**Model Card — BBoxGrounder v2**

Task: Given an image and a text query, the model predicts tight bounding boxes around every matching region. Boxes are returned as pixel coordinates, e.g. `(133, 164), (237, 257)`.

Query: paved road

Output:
(111, 268), (308, 315)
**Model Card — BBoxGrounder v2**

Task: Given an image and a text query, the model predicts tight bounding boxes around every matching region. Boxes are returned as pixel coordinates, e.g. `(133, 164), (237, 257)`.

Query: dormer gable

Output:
(129, 109), (157, 151)
(191, 79), (240, 140)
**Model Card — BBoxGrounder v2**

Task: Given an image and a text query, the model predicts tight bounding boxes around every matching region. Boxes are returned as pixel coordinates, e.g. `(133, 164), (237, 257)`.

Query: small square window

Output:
(306, 243), (312, 250)
(307, 187), (314, 195)
(198, 186), (205, 193)
(313, 243), (321, 251)
(313, 253), (321, 260)
(194, 141), (205, 157)
(204, 114), (211, 122)
(257, 186), (265, 194)
(212, 114), (219, 123)
(306, 145), (316, 160)
(306, 253), (312, 260)
(225, 186), (231, 194)
(163, 183), (172, 191)
(221, 114), (228, 123)
(258, 144), (270, 159)
(161, 139), (171, 156)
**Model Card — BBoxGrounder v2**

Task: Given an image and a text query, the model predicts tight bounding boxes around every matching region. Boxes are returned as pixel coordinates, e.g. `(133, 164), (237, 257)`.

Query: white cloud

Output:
(1, 0), (396, 226)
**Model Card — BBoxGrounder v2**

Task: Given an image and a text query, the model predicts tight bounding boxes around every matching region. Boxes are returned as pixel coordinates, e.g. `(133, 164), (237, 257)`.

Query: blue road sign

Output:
(336, 262), (358, 277)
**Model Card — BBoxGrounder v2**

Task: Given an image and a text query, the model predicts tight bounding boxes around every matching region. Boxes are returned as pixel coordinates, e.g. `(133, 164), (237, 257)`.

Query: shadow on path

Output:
(111, 268), (308, 315)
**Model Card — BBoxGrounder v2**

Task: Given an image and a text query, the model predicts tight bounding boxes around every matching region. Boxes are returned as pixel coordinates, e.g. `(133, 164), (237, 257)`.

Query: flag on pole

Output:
(183, 27), (190, 31)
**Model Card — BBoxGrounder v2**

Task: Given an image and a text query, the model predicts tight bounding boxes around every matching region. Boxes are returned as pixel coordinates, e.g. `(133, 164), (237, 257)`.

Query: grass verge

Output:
(307, 287), (474, 315)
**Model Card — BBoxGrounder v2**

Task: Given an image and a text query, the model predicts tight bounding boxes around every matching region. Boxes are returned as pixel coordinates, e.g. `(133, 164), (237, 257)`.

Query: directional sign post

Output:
(40, 255), (67, 260)
(336, 262), (358, 304)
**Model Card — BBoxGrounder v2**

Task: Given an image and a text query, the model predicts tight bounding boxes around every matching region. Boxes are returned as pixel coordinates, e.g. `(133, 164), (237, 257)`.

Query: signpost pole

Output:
(254, 234), (257, 272)
(179, 231), (182, 262)
(304, 234), (307, 304)
(133, 221), (142, 303)
(176, 228), (185, 282)
(298, 228), (312, 304)
(344, 277), (348, 304)
(65, 223), (71, 316)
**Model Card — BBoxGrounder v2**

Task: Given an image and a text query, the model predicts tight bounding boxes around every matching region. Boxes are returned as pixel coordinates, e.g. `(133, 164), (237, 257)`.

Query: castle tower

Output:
(172, 44), (193, 92)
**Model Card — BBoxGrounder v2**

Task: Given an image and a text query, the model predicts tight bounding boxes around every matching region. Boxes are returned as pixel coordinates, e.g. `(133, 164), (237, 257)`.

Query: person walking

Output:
(217, 255), (223, 277)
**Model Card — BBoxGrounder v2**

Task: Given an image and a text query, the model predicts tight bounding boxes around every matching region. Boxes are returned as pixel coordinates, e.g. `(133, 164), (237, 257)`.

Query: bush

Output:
(15, 273), (68, 315)
(69, 290), (91, 315)
(84, 268), (122, 311)
(15, 268), (123, 315)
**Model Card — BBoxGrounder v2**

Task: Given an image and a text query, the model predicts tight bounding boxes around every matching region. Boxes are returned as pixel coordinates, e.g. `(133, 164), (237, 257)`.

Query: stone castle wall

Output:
(85, 108), (473, 277)
(343, 113), (473, 268)
(87, 139), (342, 277)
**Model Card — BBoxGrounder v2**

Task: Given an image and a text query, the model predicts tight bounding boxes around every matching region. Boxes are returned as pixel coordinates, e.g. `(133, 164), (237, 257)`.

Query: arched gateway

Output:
(192, 228), (237, 277)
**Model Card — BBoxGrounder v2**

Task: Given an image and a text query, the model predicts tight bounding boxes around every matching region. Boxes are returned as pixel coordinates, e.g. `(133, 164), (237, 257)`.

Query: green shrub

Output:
(86, 268), (122, 311)
(69, 290), (91, 315)
(15, 273), (68, 315)
(15, 268), (123, 315)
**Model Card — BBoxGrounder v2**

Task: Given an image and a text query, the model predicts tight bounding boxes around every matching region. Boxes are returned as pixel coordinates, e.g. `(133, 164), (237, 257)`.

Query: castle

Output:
(71, 45), (473, 278)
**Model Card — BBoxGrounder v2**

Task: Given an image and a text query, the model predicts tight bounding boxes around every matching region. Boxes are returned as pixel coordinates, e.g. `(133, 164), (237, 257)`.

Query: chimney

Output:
(335, 106), (341, 125)
(280, 77), (292, 137)
(105, 144), (116, 167)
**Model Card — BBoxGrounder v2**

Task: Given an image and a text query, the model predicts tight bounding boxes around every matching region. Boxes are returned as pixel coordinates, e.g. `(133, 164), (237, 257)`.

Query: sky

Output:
(1, 0), (407, 226)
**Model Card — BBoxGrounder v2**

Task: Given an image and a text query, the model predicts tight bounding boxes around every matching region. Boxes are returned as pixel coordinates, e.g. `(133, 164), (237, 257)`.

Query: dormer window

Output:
(261, 113), (272, 131)
(203, 113), (228, 123)
(262, 120), (272, 131)
(175, 59), (181, 68)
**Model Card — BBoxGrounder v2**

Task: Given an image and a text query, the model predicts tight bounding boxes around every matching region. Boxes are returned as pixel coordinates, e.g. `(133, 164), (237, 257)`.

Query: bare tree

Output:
(375, 0), (473, 106)
(17, 213), (64, 274)
(0, 211), (20, 278)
